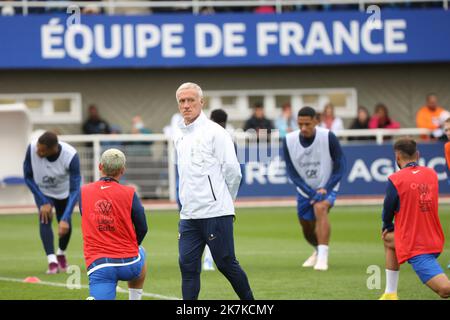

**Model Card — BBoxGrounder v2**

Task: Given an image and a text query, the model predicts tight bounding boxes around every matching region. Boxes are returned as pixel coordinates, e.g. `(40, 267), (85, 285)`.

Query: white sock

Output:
(57, 248), (65, 256)
(129, 288), (143, 300)
(47, 254), (57, 264)
(317, 245), (329, 260)
(385, 269), (399, 294)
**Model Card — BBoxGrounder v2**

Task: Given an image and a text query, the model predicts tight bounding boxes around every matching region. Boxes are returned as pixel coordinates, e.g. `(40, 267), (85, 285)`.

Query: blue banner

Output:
(238, 142), (450, 198)
(0, 9), (450, 68)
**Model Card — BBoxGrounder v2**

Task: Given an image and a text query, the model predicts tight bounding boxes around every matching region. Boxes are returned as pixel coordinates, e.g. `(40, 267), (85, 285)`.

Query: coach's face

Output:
(177, 88), (204, 125)
(298, 116), (317, 138)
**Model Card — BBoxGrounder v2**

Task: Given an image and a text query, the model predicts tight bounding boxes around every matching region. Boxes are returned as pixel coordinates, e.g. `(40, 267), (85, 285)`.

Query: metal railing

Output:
(61, 133), (176, 200)
(0, 0), (448, 16)
(233, 127), (433, 143)
(59, 127), (434, 201)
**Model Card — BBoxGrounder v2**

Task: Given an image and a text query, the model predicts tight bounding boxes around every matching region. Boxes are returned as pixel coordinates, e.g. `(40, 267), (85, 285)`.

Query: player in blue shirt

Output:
(283, 107), (346, 271)
(23, 131), (81, 274)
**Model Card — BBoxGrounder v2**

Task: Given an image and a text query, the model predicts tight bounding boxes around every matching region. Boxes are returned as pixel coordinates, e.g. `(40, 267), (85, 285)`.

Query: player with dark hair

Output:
(379, 138), (449, 299)
(210, 109), (228, 129)
(23, 131), (81, 274)
(283, 106), (346, 271)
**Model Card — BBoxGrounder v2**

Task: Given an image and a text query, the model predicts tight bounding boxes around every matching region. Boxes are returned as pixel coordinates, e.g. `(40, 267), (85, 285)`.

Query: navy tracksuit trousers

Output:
(178, 215), (254, 300)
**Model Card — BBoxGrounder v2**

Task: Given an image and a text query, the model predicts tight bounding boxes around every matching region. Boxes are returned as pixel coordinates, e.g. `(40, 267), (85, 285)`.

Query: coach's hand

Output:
(58, 221), (70, 237)
(40, 204), (53, 224)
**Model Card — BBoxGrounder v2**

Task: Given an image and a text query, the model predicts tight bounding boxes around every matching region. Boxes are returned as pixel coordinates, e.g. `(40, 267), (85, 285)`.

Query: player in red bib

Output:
(80, 148), (148, 300)
(379, 138), (449, 300)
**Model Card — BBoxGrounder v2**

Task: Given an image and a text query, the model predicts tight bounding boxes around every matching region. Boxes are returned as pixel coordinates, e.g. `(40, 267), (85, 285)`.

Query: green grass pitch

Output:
(0, 205), (448, 300)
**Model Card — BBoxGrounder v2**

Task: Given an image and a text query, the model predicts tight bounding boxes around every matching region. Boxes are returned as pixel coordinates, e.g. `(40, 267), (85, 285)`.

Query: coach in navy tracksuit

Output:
(173, 82), (254, 300)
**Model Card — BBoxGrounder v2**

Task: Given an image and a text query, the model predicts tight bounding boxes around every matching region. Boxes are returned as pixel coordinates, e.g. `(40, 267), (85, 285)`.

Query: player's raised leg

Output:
(379, 231), (400, 300)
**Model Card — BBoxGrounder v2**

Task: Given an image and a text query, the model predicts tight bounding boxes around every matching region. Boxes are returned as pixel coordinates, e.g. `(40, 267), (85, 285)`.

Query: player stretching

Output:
(379, 138), (449, 300)
(283, 107), (346, 271)
(23, 131), (81, 274)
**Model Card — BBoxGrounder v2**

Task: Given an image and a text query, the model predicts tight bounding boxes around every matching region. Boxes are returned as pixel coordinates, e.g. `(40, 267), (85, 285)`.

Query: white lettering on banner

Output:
(333, 21), (359, 54)
(41, 21), (185, 64)
(195, 24), (222, 57)
(162, 24), (185, 58)
(427, 157), (446, 180)
(244, 157), (446, 186)
(255, 20), (407, 57)
(257, 22), (278, 56)
(267, 156), (288, 184)
(280, 22), (305, 55)
(41, 18), (65, 59)
(347, 157), (446, 183)
(136, 25), (161, 58)
(305, 22), (334, 55)
(94, 25), (121, 59)
(347, 159), (372, 183)
(195, 23), (247, 57)
(361, 22), (383, 54)
(123, 24), (134, 58)
(371, 159), (394, 182)
(40, 19), (408, 64)
(223, 23), (247, 57)
(384, 20), (407, 53)
(246, 162), (267, 185)
(65, 24), (94, 64)
(245, 158), (288, 185)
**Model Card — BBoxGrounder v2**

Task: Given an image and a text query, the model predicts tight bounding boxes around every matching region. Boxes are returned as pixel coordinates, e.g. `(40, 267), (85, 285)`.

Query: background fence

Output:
(56, 127), (446, 202)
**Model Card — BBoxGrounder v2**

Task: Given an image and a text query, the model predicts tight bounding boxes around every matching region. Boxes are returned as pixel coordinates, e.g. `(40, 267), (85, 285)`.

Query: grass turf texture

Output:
(0, 205), (448, 300)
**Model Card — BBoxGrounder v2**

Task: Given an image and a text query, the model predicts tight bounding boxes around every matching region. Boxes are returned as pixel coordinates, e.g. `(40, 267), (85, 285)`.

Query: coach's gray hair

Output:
(100, 148), (126, 176)
(175, 82), (203, 101)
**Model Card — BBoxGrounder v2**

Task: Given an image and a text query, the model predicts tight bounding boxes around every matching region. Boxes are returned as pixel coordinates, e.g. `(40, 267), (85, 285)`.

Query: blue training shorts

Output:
(408, 253), (444, 283)
(88, 246), (146, 300)
(296, 191), (337, 221)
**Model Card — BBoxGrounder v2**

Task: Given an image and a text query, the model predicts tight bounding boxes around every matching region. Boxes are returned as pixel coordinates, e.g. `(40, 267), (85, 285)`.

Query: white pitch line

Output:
(0, 276), (180, 300)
